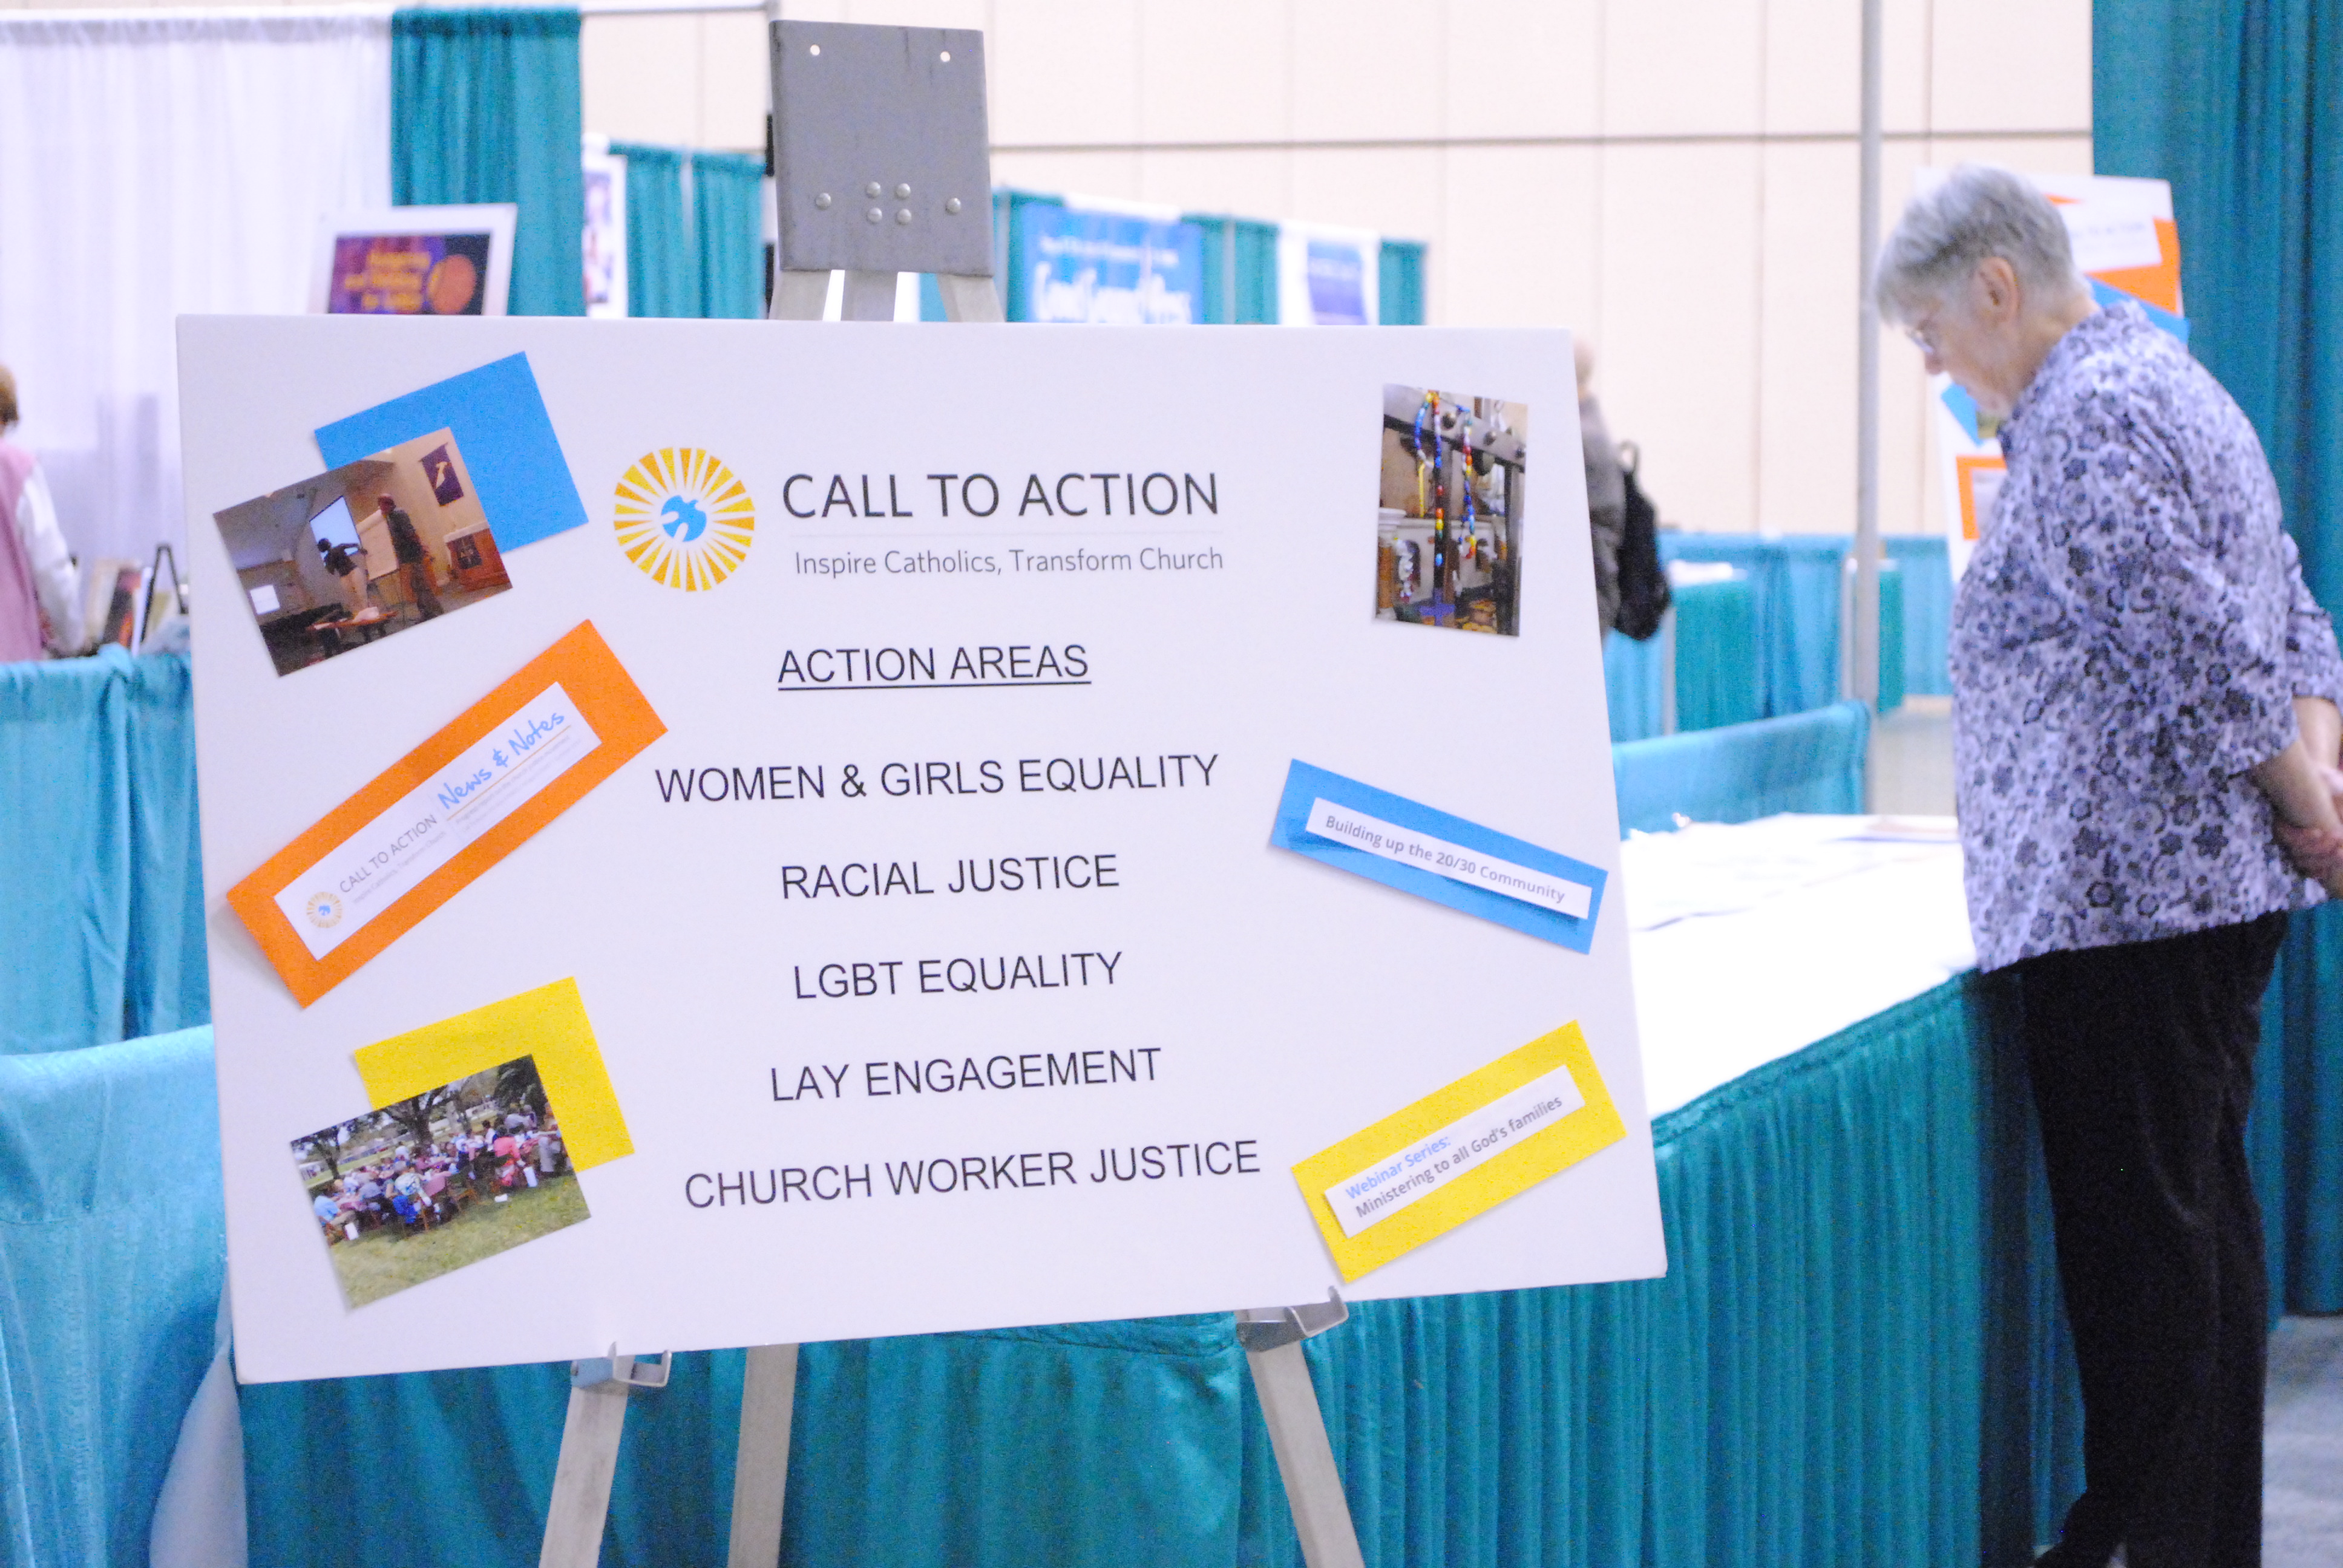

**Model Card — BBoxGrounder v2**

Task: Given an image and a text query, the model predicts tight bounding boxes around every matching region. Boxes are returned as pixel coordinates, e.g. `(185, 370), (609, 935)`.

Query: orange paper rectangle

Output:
(227, 621), (664, 1005)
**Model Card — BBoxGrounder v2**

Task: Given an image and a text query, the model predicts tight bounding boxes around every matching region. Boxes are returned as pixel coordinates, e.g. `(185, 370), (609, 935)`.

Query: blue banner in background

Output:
(1014, 204), (1204, 325)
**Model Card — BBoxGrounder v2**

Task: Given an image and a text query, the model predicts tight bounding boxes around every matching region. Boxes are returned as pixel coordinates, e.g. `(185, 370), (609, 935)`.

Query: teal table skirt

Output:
(1611, 702), (1870, 834)
(235, 979), (2085, 1568)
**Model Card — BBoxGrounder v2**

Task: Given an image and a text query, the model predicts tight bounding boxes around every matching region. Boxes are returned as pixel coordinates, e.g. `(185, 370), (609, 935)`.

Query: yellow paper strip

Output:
(352, 978), (634, 1170)
(1292, 1021), (1625, 1281)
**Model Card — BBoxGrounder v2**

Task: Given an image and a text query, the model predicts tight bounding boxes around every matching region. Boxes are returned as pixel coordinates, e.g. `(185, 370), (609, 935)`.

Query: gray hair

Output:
(1873, 164), (2086, 322)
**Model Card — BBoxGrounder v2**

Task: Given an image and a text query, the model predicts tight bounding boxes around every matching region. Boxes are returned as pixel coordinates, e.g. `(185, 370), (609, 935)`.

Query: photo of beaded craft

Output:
(1374, 386), (1526, 636)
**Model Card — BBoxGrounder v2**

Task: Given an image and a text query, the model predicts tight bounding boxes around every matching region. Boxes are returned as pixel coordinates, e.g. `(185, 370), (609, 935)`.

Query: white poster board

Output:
(181, 318), (1662, 1384)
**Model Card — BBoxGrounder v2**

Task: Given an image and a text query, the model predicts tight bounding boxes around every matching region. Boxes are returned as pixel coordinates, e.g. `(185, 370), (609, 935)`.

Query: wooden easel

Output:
(539, 22), (1368, 1567)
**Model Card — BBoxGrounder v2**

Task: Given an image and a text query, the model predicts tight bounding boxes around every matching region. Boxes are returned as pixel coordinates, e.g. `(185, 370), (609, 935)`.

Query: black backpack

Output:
(1613, 441), (1671, 641)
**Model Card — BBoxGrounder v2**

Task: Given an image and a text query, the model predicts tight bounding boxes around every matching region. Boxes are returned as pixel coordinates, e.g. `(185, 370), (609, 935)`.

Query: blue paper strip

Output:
(1939, 382), (1984, 445)
(315, 354), (587, 550)
(2088, 277), (2191, 344)
(1270, 760), (1607, 952)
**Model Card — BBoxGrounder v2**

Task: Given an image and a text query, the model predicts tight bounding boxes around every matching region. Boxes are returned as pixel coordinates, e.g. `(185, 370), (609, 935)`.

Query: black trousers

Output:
(2014, 912), (2286, 1568)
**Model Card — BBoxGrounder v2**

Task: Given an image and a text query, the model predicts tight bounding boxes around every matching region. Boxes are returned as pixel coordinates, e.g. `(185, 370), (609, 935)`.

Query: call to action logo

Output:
(614, 448), (754, 590)
(304, 891), (344, 929)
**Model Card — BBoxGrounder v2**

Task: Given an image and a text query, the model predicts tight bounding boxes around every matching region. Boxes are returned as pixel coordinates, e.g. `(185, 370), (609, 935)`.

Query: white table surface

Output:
(1622, 815), (1977, 1117)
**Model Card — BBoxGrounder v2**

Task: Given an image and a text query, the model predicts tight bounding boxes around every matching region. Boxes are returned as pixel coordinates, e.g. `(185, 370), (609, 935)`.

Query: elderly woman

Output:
(1879, 164), (2343, 1568)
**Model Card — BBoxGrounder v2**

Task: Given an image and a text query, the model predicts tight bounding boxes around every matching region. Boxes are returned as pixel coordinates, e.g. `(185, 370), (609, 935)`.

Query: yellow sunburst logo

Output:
(613, 448), (754, 590)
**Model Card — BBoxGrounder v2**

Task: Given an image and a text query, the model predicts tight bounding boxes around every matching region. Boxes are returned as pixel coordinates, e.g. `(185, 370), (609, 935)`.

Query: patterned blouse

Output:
(1950, 301), (2343, 970)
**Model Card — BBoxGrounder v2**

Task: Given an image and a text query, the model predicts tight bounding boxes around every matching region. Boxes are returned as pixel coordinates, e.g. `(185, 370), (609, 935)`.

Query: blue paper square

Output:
(1270, 760), (1607, 952)
(315, 354), (587, 550)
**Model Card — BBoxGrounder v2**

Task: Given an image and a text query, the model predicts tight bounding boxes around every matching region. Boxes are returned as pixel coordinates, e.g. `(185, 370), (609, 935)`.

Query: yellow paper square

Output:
(1292, 1021), (1625, 1281)
(352, 978), (634, 1170)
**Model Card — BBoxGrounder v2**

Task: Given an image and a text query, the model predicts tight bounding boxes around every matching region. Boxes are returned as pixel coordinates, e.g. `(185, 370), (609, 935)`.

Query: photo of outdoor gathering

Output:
(214, 425), (513, 676)
(291, 1053), (585, 1310)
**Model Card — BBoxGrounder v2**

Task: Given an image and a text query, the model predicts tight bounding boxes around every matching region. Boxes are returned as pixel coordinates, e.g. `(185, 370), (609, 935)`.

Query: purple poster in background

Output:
(327, 234), (491, 316)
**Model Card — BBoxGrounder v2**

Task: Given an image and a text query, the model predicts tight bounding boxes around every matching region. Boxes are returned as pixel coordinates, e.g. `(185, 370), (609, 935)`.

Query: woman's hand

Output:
(2253, 741), (2343, 897)
(2268, 756), (2343, 897)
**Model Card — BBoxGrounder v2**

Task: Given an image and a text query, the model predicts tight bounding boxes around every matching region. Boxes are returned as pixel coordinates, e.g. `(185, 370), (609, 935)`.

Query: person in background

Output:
(0, 362), (85, 661)
(378, 492), (442, 620)
(1878, 163), (2343, 1568)
(1576, 339), (1626, 638)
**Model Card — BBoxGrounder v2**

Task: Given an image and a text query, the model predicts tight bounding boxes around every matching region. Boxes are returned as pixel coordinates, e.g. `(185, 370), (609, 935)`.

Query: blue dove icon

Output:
(660, 495), (708, 543)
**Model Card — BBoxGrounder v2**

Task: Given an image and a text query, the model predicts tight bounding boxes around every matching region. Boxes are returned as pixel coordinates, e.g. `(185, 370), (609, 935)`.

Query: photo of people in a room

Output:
(213, 427), (513, 676)
(1375, 386), (1526, 636)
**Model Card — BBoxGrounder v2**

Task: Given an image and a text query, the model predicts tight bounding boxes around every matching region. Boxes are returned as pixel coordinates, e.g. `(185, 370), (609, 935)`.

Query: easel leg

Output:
(726, 1342), (800, 1568)
(1244, 1327), (1366, 1568)
(936, 273), (1005, 323)
(840, 269), (897, 321)
(539, 1378), (632, 1568)
(770, 269), (831, 321)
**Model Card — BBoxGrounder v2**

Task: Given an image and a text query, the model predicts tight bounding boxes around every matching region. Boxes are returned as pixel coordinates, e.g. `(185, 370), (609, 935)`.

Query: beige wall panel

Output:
(1600, 0), (1763, 138)
(1921, 133), (2095, 176)
(1437, 145), (1598, 330)
(1290, 0), (1446, 143)
(1138, 150), (1295, 221)
(988, 0), (1141, 148)
(700, 13), (772, 152)
(1443, 0), (1603, 140)
(830, 0), (988, 24)
(1598, 143), (1763, 532)
(582, 16), (700, 147)
(1289, 145), (1444, 248)
(1755, 141), (1858, 534)
(991, 149), (1144, 201)
(1763, 0), (1860, 135)
(1879, 0), (1934, 133)
(1931, 0), (2092, 131)
(1136, 0), (1292, 145)
(1876, 138), (1938, 538)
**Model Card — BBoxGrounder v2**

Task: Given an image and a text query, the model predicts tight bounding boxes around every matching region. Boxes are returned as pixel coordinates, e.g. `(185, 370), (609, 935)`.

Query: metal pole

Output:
(1851, 0), (1884, 753)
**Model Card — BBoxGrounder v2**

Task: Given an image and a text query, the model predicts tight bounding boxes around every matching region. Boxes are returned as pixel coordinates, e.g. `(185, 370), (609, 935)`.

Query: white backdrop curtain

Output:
(0, 7), (390, 569)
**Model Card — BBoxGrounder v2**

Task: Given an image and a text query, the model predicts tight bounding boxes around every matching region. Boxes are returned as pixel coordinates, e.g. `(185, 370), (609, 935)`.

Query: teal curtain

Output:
(1671, 575), (1762, 731)
(609, 142), (694, 318)
(1885, 535), (1951, 696)
(0, 649), (203, 1055)
(1611, 701), (1870, 834)
(2257, 901), (2343, 1315)
(692, 152), (767, 320)
(1603, 627), (1668, 742)
(2096, 7), (2343, 1317)
(1657, 535), (1846, 717)
(2095, 2), (2343, 615)
(123, 651), (207, 1036)
(0, 1028), (224, 1568)
(1378, 240), (1426, 325)
(608, 145), (765, 320)
(0, 652), (128, 1054)
(1186, 215), (1280, 324)
(392, 7), (585, 318)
